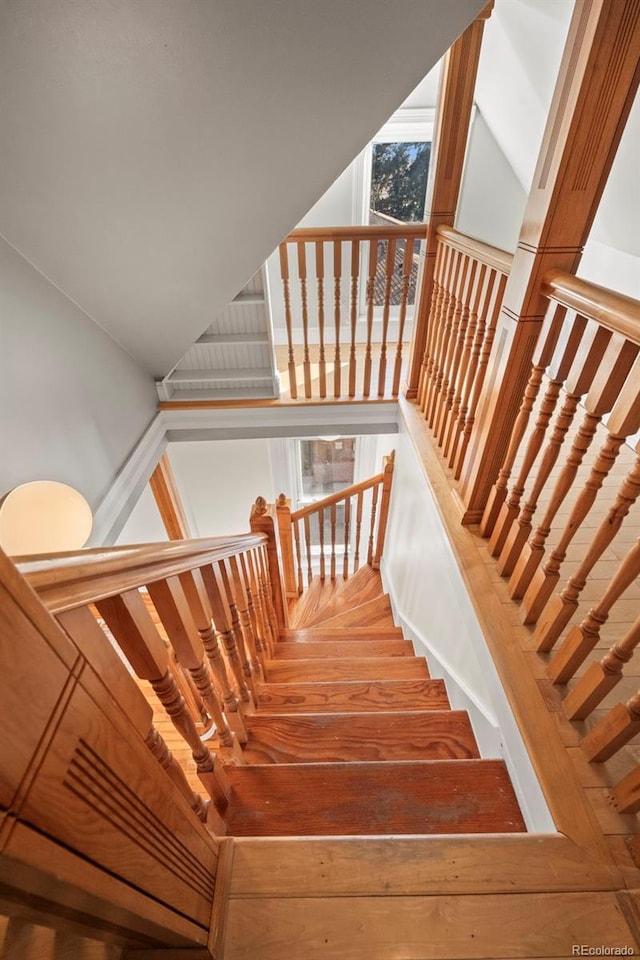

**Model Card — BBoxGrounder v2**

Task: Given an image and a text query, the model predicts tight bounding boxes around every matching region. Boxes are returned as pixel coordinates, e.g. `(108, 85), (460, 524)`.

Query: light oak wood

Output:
(262, 656), (429, 683)
(148, 453), (191, 541)
(255, 678), (450, 714)
(272, 639), (413, 659)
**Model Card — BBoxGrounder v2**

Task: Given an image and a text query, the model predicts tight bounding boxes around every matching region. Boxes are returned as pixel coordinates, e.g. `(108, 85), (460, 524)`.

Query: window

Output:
(299, 439), (356, 501)
(370, 141), (431, 224)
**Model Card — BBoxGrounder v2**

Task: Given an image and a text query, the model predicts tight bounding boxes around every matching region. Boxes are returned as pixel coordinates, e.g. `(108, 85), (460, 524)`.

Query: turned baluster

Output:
(238, 552), (267, 664)
(293, 518), (304, 596)
(279, 243), (297, 399)
(333, 241), (343, 398)
(316, 241), (327, 398)
(96, 589), (230, 811)
(417, 238), (445, 408)
(318, 507), (326, 581)
(303, 514), (313, 586)
(217, 559), (255, 691)
(427, 248), (463, 428)
(348, 240), (360, 398)
(179, 569), (248, 744)
(199, 563), (254, 708)
(495, 313), (588, 575)
(435, 254), (473, 443)
(297, 241), (312, 399)
(246, 548), (272, 656)
(392, 236), (415, 397)
(533, 446), (640, 650)
(362, 238), (378, 398)
(228, 554), (263, 679)
(444, 259), (483, 461)
(147, 576), (240, 760)
(343, 496), (351, 579)
(549, 538), (640, 689)
(612, 766), (640, 815)
(480, 301), (568, 539)
(564, 614), (640, 722)
(421, 241), (455, 417)
(453, 267), (506, 478)
(367, 483), (380, 567)
(581, 692), (640, 763)
(257, 545), (279, 651)
(330, 503), (337, 581)
(144, 727), (212, 826)
(354, 490), (364, 572)
(377, 237), (396, 397)
(508, 328), (631, 598)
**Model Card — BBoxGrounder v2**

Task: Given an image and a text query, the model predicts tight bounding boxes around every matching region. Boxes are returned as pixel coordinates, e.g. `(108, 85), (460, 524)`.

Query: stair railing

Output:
(17, 531), (284, 828)
(416, 225), (513, 480)
(278, 225), (426, 400)
(276, 452), (395, 596)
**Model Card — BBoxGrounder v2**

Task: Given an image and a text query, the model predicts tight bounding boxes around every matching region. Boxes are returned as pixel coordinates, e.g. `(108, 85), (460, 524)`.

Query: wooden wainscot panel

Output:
(0, 572), (78, 819)
(18, 664), (218, 929)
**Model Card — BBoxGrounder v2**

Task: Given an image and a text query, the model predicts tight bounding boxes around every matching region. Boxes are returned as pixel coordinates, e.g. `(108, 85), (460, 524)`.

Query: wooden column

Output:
(149, 452), (191, 540)
(250, 498), (289, 631)
(405, 3), (493, 399)
(458, 0), (640, 521)
(276, 494), (298, 598)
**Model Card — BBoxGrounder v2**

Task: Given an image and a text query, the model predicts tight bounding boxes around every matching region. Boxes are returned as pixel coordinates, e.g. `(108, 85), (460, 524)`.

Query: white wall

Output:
(456, 111), (527, 253)
(378, 421), (554, 831)
(115, 483), (168, 546)
(0, 237), (158, 510)
(166, 439), (276, 538)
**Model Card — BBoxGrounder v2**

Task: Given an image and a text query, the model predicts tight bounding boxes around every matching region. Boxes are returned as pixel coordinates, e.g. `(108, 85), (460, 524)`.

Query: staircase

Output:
(222, 566), (525, 838)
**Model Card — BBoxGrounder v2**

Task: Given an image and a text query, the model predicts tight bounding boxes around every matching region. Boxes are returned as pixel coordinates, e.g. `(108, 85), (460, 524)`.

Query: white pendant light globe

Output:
(0, 481), (93, 555)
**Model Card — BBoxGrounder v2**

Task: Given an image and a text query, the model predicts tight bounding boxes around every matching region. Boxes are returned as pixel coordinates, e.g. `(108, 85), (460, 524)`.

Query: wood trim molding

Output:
(149, 452), (191, 541)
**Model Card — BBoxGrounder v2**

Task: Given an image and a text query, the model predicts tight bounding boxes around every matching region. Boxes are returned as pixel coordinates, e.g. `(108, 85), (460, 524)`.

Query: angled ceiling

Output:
(0, 0), (485, 376)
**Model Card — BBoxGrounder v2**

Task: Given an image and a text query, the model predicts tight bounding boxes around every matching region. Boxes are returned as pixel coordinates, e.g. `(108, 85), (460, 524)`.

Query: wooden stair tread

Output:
(307, 594), (395, 630)
(255, 679), (449, 713)
(273, 639), (414, 659)
(263, 657), (429, 682)
(224, 760), (526, 836)
(279, 626), (404, 641)
(242, 711), (480, 764)
(296, 568), (384, 628)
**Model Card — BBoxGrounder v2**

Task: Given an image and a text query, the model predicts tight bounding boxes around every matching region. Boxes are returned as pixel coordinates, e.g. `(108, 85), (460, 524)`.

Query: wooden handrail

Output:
(436, 225), (513, 276)
(285, 224), (427, 242)
(542, 270), (640, 344)
(291, 472), (384, 520)
(17, 533), (267, 614)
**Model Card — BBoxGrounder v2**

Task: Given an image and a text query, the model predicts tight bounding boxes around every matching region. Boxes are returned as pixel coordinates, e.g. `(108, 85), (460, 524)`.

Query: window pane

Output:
(369, 141), (431, 224)
(300, 439), (356, 499)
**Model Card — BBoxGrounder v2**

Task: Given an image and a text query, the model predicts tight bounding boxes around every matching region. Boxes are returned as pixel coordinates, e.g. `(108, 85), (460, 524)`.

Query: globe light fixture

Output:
(0, 481), (93, 555)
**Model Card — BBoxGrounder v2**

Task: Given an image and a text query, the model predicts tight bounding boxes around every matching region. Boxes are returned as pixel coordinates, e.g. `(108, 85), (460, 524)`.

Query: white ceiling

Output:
(0, 0), (485, 377)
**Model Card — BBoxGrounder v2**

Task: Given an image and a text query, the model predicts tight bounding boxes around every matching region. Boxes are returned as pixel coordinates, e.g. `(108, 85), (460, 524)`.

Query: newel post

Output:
(276, 493), (299, 598)
(250, 497), (289, 630)
(373, 451), (395, 569)
(458, 0), (640, 522)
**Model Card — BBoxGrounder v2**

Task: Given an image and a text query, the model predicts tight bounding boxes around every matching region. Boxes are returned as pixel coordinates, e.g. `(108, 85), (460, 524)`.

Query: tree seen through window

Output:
(370, 141), (431, 223)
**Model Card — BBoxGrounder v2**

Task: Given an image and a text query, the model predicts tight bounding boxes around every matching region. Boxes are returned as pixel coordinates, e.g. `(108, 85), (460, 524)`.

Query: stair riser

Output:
(273, 640), (414, 659)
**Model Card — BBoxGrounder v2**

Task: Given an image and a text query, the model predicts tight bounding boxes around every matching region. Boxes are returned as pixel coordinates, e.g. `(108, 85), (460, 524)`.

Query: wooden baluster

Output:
(293, 518), (304, 595)
(362, 238), (378, 398)
(533, 447), (640, 651)
(279, 242), (297, 399)
(239, 551), (267, 665)
(246, 547), (273, 656)
(392, 236), (415, 397)
(147, 577), (242, 762)
(218, 558), (256, 694)
(480, 301), (567, 540)
(435, 253), (472, 443)
(508, 329), (632, 598)
(348, 239), (360, 398)
(199, 562), (255, 708)
(444, 259), (483, 460)
(354, 490), (364, 572)
(179, 568), (248, 744)
(96, 589), (230, 810)
(330, 503), (337, 581)
(581, 692), (640, 763)
(343, 496), (351, 580)
(228, 554), (263, 680)
(613, 766), (640, 815)
(416, 240), (442, 409)
(316, 241), (327, 398)
(367, 482), (380, 567)
(373, 450), (395, 570)
(257, 544), (279, 651)
(427, 248), (463, 428)
(333, 240), (342, 398)
(57, 604), (212, 826)
(564, 614), (640, 722)
(420, 240), (453, 415)
(167, 642), (209, 730)
(452, 267), (506, 479)
(318, 506), (326, 582)
(495, 313), (588, 576)
(297, 241), (312, 398)
(550, 539), (640, 691)
(303, 514), (313, 586)
(377, 236), (396, 397)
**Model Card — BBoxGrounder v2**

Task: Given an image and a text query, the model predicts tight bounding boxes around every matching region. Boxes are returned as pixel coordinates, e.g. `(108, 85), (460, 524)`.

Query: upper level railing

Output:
(278, 224), (426, 400)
